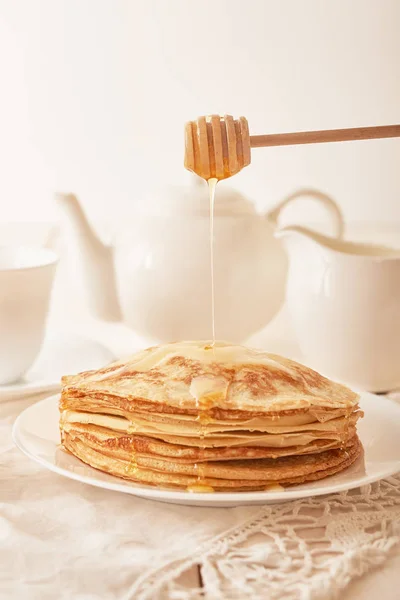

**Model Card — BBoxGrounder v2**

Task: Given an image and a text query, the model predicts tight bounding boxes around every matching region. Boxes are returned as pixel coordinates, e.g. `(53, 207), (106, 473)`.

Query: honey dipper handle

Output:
(250, 124), (400, 148)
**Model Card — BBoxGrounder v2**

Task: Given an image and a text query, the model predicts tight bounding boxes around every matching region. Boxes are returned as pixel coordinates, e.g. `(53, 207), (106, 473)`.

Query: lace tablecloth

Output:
(1, 393), (400, 600)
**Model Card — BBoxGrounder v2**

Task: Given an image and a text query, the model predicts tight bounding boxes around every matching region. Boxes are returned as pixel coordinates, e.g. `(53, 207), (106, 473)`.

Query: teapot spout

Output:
(55, 193), (122, 322)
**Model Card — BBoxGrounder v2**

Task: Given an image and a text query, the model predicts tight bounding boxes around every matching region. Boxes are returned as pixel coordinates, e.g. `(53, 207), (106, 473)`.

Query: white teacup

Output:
(0, 246), (58, 384)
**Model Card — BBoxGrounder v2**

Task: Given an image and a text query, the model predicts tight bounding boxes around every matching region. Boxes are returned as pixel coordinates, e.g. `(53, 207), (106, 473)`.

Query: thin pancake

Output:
(61, 409), (361, 435)
(62, 421), (350, 461)
(60, 409), (359, 447)
(61, 341), (359, 414)
(60, 341), (362, 492)
(62, 433), (362, 490)
(60, 392), (357, 421)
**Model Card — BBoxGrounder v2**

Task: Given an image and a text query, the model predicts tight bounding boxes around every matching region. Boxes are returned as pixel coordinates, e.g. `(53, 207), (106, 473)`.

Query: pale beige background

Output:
(0, 0), (399, 227)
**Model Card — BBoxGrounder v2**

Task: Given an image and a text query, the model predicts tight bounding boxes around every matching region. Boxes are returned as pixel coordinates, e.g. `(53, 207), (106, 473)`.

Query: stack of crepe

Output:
(60, 341), (362, 492)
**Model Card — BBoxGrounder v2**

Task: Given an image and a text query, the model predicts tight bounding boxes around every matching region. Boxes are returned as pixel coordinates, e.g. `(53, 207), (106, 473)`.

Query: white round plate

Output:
(0, 334), (114, 401)
(13, 392), (400, 507)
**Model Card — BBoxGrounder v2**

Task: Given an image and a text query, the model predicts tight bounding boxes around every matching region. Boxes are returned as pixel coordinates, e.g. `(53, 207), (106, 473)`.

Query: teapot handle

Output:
(265, 188), (345, 238)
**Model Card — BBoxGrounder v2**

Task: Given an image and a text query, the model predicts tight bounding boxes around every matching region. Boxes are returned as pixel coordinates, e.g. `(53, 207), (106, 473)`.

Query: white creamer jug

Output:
(278, 226), (400, 391)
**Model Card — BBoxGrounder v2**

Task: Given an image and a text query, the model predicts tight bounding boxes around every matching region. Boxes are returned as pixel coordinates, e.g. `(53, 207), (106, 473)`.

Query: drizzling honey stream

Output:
(191, 178), (218, 490)
(208, 178), (218, 347)
(185, 117), (263, 492)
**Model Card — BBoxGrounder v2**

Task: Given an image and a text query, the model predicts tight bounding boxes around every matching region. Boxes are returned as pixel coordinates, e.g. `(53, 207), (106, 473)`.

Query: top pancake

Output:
(61, 341), (358, 415)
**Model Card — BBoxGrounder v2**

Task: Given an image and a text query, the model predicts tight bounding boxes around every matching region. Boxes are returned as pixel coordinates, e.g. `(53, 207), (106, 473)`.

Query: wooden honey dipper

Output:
(184, 115), (400, 180)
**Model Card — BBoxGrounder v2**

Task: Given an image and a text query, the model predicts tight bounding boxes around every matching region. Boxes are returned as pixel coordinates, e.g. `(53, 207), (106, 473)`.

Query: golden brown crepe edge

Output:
(62, 434), (362, 490)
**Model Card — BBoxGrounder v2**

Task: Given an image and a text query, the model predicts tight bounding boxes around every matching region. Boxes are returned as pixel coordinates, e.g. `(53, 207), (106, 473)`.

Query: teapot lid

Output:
(138, 175), (256, 217)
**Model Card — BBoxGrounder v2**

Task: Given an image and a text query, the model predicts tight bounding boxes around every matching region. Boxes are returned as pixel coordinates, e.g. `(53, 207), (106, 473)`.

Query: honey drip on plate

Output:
(208, 178), (218, 347)
(264, 483), (285, 492)
(187, 484), (215, 493)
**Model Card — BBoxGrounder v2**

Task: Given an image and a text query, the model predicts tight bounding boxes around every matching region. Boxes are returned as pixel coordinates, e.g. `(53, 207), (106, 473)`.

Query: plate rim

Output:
(0, 336), (114, 399)
(12, 392), (400, 504)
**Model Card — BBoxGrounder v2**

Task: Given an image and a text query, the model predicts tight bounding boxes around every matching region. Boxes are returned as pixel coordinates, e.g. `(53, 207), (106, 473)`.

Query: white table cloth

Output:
(2, 386), (400, 600)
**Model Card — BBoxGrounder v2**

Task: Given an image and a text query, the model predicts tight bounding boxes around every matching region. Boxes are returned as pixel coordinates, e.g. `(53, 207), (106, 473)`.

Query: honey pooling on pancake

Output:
(189, 369), (227, 489)
(125, 430), (138, 476)
(187, 350), (240, 490)
(188, 463), (212, 493)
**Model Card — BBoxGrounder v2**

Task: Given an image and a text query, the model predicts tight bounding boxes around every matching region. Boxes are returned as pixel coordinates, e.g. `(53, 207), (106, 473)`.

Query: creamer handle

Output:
(266, 188), (345, 238)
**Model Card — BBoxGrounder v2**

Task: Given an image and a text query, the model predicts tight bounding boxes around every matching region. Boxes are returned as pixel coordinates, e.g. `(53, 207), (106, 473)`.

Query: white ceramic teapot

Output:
(56, 180), (343, 342)
(277, 226), (400, 391)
